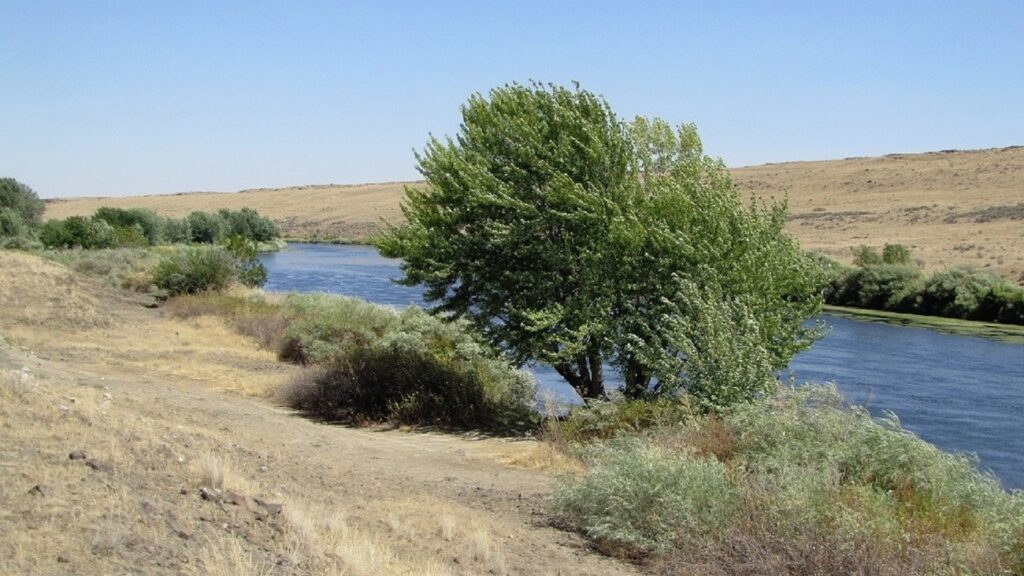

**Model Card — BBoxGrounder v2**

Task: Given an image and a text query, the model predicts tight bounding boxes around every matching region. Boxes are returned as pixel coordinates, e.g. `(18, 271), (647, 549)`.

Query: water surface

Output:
(262, 243), (1024, 489)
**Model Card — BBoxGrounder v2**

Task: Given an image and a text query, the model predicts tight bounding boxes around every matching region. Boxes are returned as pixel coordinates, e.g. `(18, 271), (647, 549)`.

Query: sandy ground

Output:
(44, 146), (1024, 282)
(0, 250), (636, 576)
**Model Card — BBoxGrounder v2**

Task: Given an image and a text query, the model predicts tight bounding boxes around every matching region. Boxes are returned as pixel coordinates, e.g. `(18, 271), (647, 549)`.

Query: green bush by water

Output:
(821, 245), (1024, 324)
(552, 385), (1024, 574)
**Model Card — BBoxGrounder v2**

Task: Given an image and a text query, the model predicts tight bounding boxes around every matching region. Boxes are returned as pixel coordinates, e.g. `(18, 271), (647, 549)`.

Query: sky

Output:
(2, 1), (1022, 198)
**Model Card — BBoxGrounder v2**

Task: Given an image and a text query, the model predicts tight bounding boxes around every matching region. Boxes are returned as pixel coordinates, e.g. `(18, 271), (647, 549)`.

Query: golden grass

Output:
(44, 146), (1024, 281)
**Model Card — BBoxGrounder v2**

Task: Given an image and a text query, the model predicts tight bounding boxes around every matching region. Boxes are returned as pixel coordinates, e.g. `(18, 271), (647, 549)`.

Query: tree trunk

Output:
(554, 345), (606, 401)
(622, 356), (650, 399)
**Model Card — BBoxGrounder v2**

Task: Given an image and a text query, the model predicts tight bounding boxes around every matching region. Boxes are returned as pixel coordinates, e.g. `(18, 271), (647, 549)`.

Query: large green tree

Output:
(378, 83), (823, 405)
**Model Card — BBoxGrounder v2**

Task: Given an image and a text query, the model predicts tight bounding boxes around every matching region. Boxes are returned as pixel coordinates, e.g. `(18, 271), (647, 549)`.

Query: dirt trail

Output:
(0, 251), (636, 575)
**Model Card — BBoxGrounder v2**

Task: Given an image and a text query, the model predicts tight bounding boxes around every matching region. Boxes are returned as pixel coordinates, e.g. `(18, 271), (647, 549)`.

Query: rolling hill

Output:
(45, 146), (1024, 282)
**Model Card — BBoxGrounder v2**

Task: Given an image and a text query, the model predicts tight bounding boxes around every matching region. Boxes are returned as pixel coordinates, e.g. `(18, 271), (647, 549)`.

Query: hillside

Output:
(45, 146), (1024, 282)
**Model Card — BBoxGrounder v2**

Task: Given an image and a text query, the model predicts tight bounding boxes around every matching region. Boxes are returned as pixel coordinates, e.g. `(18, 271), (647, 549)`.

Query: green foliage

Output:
(0, 178), (45, 227)
(110, 224), (149, 248)
(378, 82), (822, 404)
(553, 385), (1024, 573)
(186, 211), (224, 244)
(93, 207), (165, 245)
(0, 208), (28, 238)
(218, 208), (279, 242)
(39, 216), (115, 249)
(276, 295), (538, 433)
(881, 243), (913, 265)
(162, 217), (193, 244)
(222, 235), (268, 288)
(553, 438), (739, 553)
(821, 244), (1024, 324)
(153, 246), (237, 295)
(852, 245), (884, 268)
(555, 395), (697, 443)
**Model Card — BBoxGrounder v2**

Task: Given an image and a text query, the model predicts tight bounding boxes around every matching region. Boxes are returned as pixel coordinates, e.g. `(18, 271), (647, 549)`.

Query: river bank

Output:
(824, 304), (1024, 344)
(0, 250), (635, 576)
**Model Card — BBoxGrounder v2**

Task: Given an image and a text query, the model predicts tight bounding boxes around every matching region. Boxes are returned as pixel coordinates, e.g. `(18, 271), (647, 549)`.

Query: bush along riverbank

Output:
(549, 386), (1024, 575)
(816, 245), (1024, 325)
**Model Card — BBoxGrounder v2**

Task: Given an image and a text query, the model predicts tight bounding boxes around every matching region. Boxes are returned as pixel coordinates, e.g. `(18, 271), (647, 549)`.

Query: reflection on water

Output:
(262, 243), (1024, 489)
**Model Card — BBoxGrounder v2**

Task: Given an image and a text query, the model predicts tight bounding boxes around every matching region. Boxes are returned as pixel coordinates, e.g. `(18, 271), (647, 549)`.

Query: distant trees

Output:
(40, 207), (279, 249)
(378, 82), (823, 408)
(822, 244), (1024, 324)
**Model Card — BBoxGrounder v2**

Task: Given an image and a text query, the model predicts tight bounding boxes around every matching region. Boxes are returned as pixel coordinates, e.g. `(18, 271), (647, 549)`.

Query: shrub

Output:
(0, 207), (27, 238)
(42, 248), (162, 290)
(918, 267), (1011, 320)
(281, 302), (538, 433)
(554, 395), (697, 443)
(187, 211), (224, 244)
(218, 208), (279, 242)
(93, 207), (164, 244)
(552, 438), (739, 554)
(110, 224), (149, 248)
(39, 216), (115, 249)
(153, 246), (237, 295)
(554, 385), (1024, 573)
(163, 217), (193, 244)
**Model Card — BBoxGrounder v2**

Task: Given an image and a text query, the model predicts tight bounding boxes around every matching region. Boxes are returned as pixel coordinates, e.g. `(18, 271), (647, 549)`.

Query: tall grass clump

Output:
(552, 384), (1024, 574)
(43, 247), (163, 291)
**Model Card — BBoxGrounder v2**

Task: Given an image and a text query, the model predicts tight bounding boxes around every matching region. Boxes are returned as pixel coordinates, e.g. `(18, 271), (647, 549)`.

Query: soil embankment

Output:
(0, 251), (636, 575)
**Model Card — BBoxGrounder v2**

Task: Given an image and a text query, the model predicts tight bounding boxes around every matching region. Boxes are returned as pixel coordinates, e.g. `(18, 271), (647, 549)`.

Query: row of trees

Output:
(378, 83), (824, 409)
(821, 245), (1024, 324)
(39, 207), (279, 249)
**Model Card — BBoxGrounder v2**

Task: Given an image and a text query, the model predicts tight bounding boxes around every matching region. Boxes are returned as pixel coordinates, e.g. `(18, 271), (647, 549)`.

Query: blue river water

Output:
(261, 243), (1024, 489)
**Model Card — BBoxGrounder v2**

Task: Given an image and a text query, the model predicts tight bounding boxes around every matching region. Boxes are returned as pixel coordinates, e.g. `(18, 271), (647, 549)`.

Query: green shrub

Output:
(93, 207), (164, 245)
(918, 267), (1011, 319)
(218, 208), (279, 242)
(554, 395), (697, 443)
(153, 246), (237, 295)
(554, 385), (1024, 573)
(111, 224), (149, 248)
(553, 438), (739, 553)
(39, 216), (115, 249)
(187, 211), (224, 244)
(281, 301), (537, 433)
(0, 207), (28, 238)
(162, 217), (192, 244)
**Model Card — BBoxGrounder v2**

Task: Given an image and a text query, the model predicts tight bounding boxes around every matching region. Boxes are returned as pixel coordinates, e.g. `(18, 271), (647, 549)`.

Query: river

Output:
(261, 243), (1024, 489)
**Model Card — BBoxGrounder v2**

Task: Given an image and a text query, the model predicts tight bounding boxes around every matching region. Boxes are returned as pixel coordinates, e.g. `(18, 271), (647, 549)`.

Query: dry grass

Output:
(44, 146), (1024, 281)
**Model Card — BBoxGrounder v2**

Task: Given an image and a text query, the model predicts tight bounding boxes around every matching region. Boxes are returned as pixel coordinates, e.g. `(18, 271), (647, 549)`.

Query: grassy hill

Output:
(45, 146), (1024, 282)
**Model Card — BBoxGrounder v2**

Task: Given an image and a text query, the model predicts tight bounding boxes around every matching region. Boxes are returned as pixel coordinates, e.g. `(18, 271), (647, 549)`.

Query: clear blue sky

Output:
(3, 1), (1022, 198)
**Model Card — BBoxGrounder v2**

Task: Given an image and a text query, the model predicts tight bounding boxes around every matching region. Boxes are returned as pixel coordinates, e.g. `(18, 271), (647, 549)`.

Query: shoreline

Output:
(823, 304), (1024, 344)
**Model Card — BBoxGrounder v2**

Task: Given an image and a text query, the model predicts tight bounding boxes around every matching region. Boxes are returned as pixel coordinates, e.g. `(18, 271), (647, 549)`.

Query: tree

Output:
(378, 83), (823, 405)
(0, 178), (45, 234)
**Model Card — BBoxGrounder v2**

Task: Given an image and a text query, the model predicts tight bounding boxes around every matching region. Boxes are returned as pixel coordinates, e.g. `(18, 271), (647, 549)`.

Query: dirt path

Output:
(0, 251), (637, 575)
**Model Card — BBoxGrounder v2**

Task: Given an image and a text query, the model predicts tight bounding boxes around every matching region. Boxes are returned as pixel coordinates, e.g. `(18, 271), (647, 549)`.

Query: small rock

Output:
(85, 459), (113, 473)
(27, 484), (50, 497)
(254, 498), (283, 515)
(180, 487), (189, 495)
(168, 521), (192, 540)
(224, 491), (248, 507)
(68, 450), (87, 460)
(56, 555), (69, 564)
(102, 393), (112, 401)
(199, 486), (223, 502)
(59, 405), (70, 413)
